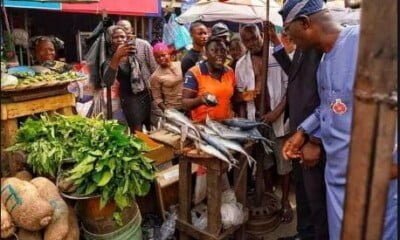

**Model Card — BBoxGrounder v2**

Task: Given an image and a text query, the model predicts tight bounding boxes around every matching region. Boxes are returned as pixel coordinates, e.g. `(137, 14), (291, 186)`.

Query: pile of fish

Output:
(162, 109), (274, 170)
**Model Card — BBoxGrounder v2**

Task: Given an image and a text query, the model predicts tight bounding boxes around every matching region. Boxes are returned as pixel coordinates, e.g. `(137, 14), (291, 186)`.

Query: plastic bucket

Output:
(82, 202), (142, 240)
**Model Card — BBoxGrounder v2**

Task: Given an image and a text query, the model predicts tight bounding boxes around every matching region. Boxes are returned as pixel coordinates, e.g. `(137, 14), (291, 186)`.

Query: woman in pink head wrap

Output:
(149, 42), (183, 111)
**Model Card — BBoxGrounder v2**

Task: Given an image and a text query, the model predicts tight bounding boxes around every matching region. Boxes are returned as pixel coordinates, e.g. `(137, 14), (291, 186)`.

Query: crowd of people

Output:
(28, 0), (397, 239)
(98, 1), (398, 239)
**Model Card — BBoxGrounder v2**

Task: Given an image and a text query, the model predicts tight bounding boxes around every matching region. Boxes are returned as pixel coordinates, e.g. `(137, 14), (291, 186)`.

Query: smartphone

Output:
(127, 36), (137, 55)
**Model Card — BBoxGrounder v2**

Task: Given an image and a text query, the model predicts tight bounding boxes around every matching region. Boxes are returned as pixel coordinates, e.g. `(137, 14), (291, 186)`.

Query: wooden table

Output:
(177, 147), (250, 240)
(1, 93), (75, 175)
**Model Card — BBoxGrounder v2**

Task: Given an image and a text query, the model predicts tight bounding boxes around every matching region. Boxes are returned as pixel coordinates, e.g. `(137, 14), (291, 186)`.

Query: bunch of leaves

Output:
(7, 114), (155, 218)
(64, 119), (154, 212)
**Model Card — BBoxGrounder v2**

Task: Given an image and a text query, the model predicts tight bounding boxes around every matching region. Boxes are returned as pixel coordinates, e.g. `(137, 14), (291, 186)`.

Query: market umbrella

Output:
(176, 0), (282, 25)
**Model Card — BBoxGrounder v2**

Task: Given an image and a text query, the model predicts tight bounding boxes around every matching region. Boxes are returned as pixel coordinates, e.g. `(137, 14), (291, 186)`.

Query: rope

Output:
(354, 89), (397, 110)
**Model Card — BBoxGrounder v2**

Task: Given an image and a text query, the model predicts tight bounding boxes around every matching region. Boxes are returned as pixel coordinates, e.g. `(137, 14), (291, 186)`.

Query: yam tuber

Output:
(14, 170), (33, 181)
(30, 177), (69, 240)
(64, 206), (79, 240)
(1, 177), (53, 231)
(1, 202), (15, 238)
(16, 229), (42, 240)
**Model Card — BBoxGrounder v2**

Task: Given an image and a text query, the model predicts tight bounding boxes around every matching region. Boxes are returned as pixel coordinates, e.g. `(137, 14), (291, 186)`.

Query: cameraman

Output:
(102, 25), (152, 132)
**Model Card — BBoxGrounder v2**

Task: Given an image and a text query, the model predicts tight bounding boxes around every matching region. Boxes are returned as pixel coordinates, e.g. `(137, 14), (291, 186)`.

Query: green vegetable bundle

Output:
(7, 114), (155, 213)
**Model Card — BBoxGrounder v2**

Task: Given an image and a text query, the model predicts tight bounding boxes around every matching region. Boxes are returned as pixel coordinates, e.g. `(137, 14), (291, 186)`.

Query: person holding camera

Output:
(182, 37), (236, 123)
(102, 25), (152, 132)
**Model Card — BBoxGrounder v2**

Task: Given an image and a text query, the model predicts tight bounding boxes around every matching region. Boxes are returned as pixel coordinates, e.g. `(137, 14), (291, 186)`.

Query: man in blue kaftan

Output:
(278, 0), (398, 239)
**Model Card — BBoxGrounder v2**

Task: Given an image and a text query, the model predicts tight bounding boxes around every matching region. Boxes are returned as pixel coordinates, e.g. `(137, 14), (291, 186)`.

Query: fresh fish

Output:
(217, 137), (256, 168)
(164, 109), (200, 137)
(195, 124), (218, 135)
(247, 128), (274, 154)
(163, 122), (203, 143)
(206, 115), (268, 142)
(199, 131), (238, 165)
(198, 142), (236, 171)
(223, 118), (270, 130)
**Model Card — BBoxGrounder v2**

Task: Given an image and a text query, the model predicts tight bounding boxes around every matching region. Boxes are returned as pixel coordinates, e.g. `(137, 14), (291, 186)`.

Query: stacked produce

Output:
(162, 109), (273, 170)
(1, 69), (85, 89)
(6, 114), (155, 223)
(1, 176), (79, 240)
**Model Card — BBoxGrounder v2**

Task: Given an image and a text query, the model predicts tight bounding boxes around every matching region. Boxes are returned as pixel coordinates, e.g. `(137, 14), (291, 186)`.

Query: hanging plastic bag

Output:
(193, 165), (207, 205)
(162, 14), (178, 46)
(174, 22), (192, 50)
(162, 14), (192, 50)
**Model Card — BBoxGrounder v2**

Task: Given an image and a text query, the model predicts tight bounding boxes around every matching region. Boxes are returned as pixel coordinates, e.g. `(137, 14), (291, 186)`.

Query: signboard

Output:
(4, 0), (161, 16)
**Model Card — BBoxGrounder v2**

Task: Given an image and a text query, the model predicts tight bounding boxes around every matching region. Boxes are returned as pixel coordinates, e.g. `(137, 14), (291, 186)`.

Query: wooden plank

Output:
(58, 107), (74, 116)
(207, 162), (222, 236)
(2, 119), (18, 175)
(365, 106), (396, 240)
(177, 219), (217, 240)
(7, 87), (68, 102)
(234, 156), (248, 240)
(177, 209), (249, 240)
(156, 163), (198, 188)
(363, 0), (397, 238)
(178, 156), (193, 240)
(1, 94), (75, 120)
(342, 0), (397, 239)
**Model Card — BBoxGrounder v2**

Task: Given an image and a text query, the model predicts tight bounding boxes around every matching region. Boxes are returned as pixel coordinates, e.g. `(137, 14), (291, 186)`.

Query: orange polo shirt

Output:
(183, 61), (235, 123)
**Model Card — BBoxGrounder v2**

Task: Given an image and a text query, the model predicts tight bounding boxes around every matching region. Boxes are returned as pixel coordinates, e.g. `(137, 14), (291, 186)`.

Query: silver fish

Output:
(198, 142), (235, 171)
(223, 118), (270, 130)
(217, 137), (256, 168)
(164, 109), (200, 137)
(206, 115), (268, 142)
(163, 122), (203, 143)
(195, 124), (218, 135)
(199, 131), (238, 165)
(247, 128), (274, 154)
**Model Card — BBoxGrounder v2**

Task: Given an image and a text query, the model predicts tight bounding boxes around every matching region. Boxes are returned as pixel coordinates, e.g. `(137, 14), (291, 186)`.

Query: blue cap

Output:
(279, 0), (325, 24)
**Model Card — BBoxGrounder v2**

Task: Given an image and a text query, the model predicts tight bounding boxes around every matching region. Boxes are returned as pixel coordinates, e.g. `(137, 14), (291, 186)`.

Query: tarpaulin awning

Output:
(4, 0), (161, 16)
(62, 0), (161, 16)
(4, 0), (61, 10)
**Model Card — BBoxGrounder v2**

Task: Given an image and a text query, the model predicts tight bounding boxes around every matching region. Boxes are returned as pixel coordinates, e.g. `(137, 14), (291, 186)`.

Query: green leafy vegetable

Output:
(7, 114), (155, 221)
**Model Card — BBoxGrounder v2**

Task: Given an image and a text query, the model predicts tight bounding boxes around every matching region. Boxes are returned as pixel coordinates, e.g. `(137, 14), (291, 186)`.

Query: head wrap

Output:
(211, 22), (230, 38)
(153, 42), (171, 54)
(279, 0), (325, 25)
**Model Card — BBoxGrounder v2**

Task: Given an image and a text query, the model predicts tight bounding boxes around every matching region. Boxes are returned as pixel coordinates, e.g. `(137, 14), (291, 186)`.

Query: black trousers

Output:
(292, 157), (329, 240)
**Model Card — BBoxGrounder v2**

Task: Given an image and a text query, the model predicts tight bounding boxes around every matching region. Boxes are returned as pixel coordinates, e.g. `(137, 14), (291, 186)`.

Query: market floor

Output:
(262, 187), (297, 240)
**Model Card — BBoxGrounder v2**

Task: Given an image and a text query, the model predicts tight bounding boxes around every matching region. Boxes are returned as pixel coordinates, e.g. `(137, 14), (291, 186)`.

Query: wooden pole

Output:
(24, 10), (31, 66)
(101, 9), (112, 120)
(341, 0), (397, 239)
(254, 0), (271, 207)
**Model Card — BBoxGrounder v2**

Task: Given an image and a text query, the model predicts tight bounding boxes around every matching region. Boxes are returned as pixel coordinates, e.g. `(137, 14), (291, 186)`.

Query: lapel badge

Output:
(331, 99), (347, 115)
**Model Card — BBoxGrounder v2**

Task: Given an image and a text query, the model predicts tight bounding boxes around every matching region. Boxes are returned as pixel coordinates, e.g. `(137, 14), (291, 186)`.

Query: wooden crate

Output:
(155, 163), (198, 220)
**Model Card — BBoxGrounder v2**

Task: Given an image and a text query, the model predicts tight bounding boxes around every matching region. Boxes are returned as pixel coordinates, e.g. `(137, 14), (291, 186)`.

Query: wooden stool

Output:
(177, 147), (250, 240)
(1, 93), (75, 175)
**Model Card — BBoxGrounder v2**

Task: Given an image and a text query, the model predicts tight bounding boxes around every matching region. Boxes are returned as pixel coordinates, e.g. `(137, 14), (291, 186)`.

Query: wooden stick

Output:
(341, 0), (397, 239)
(254, 0), (271, 207)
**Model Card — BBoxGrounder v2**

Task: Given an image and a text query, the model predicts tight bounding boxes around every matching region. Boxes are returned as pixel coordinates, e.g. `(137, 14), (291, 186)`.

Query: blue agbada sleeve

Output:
(310, 128), (321, 139)
(300, 106), (321, 135)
